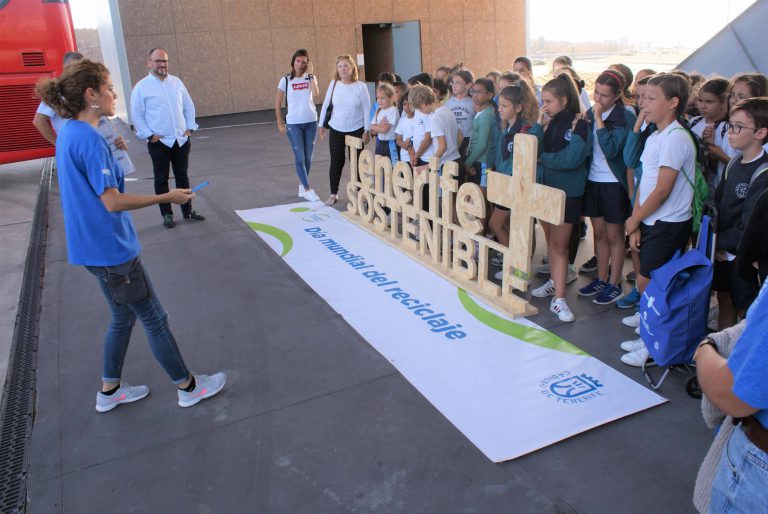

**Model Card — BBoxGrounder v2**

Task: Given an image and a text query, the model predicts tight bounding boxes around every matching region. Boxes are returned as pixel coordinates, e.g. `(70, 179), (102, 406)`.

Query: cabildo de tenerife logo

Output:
(540, 371), (604, 405)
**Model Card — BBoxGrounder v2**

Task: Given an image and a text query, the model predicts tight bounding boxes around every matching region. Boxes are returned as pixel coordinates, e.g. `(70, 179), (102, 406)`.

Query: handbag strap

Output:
(328, 80), (337, 109)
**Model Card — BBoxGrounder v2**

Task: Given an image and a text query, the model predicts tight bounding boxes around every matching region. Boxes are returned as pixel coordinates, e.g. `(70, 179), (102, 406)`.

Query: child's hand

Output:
(571, 115), (583, 131)
(537, 110), (550, 126)
(592, 102), (604, 119)
(467, 164), (476, 176)
(629, 230), (641, 251)
(702, 124), (715, 145)
(380, 117), (391, 129)
(634, 111), (646, 132)
(625, 215), (640, 237)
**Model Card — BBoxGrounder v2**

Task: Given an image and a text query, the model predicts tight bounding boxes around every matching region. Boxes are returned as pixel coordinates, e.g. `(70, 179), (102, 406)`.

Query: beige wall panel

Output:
(495, 19), (525, 71)
(119, 0), (173, 37)
(315, 25), (358, 99)
(354, 0), (393, 24)
(175, 32), (233, 116)
(464, 0), (495, 21)
(268, 0), (315, 28)
(226, 30), (276, 112)
(495, 0), (522, 21)
(312, 0), (355, 26)
(429, 0), (463, 22)
(222, 0), (270, 31)
(170, 0), (224, 34)
(124, 34), (179, 90)
(464, 21), (497, 76)
(429, 20), (464, 70)
(271, 26), (318, 87)
(391, 0), (428, 22)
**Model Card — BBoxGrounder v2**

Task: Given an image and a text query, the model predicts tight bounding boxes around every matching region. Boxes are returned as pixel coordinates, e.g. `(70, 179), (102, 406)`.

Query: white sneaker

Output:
(532, 278), (555, 298)
(302, 189), (320, 202)
(550, 297), (575, 322)
(535, 262), (550, 275)
(178, 372), (227, 408)
(620, 337), (645, 352)
(622, 312), (640, 328)
(95, 383), (149, 413)
(566, 264), (578, 284)
(298, 185), (305, 198)
(620, 346), (652, 367)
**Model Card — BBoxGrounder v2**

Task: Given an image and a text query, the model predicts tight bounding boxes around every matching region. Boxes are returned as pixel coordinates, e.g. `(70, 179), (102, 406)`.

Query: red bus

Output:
(0, 0), (77, 164)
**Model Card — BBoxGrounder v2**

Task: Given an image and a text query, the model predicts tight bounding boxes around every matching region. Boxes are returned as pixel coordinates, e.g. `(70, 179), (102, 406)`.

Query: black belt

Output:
(739, 416), (768, 454)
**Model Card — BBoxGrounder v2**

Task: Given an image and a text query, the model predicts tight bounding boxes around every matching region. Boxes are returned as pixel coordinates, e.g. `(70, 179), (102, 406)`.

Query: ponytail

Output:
(543, 73), (581, 117)
(35, 59), (109, 119)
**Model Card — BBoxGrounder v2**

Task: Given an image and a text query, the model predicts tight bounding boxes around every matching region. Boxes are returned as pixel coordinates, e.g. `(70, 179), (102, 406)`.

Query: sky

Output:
(69, 0), (757, 49)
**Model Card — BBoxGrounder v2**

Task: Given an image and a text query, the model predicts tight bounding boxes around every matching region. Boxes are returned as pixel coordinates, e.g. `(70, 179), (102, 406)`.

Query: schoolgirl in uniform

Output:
(529, 74), (592, 322)
(579, 71), (637, 305)
(488, 81), (539, 279)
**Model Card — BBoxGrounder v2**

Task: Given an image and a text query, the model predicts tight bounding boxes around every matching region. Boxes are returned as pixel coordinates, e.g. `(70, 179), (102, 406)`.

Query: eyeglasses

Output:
(726, 122), (761, 134)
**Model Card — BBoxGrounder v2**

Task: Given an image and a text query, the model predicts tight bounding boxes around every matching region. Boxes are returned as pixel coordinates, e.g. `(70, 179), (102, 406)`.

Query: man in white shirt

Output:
(131, 48), (202, 228)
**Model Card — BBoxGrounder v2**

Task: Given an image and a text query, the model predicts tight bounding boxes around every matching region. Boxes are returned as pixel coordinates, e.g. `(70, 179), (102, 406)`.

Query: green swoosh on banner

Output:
(247, 222), (293, 257)
(458, 289), (589, 356)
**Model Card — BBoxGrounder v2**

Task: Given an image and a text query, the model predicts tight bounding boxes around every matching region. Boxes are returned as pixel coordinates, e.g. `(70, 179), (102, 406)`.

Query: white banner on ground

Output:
(236, 203), (666, 462)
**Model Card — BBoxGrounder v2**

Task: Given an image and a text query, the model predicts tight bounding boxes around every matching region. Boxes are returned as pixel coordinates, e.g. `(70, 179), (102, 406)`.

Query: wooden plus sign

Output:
(487, 133), (565, 294)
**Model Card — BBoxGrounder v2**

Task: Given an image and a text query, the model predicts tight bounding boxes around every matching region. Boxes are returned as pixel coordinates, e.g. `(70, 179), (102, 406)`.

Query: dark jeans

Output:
(148, 139), (192, 217)
(286, 121), (317, 189)
(328, 126), (364, 195)
(86, 258), (190, 384)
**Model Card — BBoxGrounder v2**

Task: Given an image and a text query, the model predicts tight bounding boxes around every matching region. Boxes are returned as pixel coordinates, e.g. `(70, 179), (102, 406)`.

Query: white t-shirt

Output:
(638, 120), (696, 225)
(278, 74), (318, 124)
(445, 96), (474, 137)
(428, 105), (461, 166)
(36, 101), (67, 133)
(373, 105), (399, 141)
(318, 80), (371, 133)
(413, 109), (432, 161)
(588, 105), (617, 183)
(395, 115), (416, 163)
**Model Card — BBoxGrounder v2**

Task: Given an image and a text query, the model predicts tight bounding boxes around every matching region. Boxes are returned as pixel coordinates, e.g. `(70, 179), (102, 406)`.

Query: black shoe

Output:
(579, 255), (598, 273)
(183, 210), (205, 221)
(163, 214), (175, 228)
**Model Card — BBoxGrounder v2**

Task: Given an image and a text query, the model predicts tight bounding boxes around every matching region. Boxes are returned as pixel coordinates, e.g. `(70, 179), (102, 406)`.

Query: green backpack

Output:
(672, 127), (710, 233)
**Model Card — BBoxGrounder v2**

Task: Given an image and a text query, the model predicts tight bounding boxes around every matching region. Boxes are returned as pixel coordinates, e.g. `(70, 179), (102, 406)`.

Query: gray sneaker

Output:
(95, 383), (150, 413)
(178, 372), (227, 408)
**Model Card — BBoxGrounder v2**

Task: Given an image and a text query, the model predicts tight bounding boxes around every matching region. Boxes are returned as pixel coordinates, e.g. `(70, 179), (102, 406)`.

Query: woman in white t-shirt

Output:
(275, 49), (320, 202)
(318, 55), (372, 205)
(623, 73), (696, 366)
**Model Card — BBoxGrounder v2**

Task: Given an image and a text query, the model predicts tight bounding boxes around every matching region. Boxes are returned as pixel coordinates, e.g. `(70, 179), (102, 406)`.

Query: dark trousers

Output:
(328, 126), (364, 195)
(148, 140), (192, 217)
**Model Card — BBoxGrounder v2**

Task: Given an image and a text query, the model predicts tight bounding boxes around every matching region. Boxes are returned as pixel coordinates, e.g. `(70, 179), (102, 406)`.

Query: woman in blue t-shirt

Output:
(36, 60), (225, 413)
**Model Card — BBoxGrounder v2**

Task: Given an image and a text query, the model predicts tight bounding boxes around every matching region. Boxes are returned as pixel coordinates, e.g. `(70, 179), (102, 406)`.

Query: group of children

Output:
(362, 60), (768, 368)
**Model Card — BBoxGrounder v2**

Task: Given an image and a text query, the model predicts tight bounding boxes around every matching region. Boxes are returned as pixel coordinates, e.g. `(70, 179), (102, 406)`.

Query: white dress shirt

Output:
(130, 73), (198, 148)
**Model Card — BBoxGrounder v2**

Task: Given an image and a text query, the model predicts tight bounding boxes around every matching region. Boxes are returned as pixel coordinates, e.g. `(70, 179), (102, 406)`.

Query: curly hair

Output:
(35, 59), (109, 119)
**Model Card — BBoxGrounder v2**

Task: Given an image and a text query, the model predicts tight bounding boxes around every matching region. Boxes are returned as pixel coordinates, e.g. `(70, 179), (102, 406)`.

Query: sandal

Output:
(324, 194), (338, 206)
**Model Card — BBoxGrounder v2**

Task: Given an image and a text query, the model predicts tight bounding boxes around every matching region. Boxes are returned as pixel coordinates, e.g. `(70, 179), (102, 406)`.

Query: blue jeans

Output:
(286, 121), (317, 189)
(709, 425), (768, 513)
(86, 258), (190, 385)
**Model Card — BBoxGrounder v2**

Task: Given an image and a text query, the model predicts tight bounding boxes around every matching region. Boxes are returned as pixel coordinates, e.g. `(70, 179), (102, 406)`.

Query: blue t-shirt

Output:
(56, 120), (141, 266)
(728, 281), (768, 429)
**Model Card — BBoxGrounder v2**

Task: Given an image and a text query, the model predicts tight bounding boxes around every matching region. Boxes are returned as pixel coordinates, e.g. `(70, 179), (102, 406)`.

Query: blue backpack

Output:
(639, 216), (713, 367)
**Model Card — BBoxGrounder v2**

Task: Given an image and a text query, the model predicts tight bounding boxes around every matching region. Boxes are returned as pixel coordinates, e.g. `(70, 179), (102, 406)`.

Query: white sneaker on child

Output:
(622, 312), (640, 328)
(620, 337), (645, 353)
(620, 346), (652, 367)
(550, 298), (575, 322)
(302, 189), (320, 202)
(532, 279), (555, 298)
(298, 185), (305, 198)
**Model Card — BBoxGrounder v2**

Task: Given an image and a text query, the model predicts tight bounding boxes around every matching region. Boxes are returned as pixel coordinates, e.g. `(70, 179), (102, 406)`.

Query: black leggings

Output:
(328, 126), (364, 195)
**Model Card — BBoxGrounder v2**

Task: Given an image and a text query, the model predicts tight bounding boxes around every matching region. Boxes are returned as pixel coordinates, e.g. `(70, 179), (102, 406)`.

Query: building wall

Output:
(118, 0), (526, 117)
